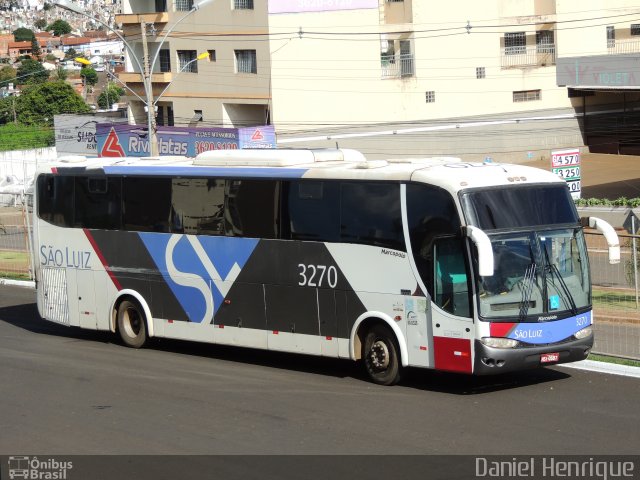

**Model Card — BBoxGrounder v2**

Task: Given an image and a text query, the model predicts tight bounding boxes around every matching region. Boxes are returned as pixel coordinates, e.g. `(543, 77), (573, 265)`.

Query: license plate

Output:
(541, 352), (560, 363)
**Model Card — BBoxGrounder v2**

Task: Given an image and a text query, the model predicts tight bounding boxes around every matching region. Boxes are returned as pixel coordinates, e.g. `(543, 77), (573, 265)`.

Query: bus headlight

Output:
(574, 326), (593, 339)
(480, 337), (519, 349)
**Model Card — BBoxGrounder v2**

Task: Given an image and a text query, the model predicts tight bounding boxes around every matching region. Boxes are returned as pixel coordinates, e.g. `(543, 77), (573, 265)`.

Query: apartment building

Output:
(115, 0), (640, 159)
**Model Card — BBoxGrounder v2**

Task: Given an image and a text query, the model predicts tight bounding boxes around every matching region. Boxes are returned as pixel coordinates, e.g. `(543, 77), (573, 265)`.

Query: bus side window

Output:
(74, 176), (122, 230)
(285, 181), (340, 242)
(340, 182), (404, 251)
(170, 178), (225, 235)
(122, 177), (171, 232)
(225, 180), (280, 239)
(37, 175), (74, 227)
(433, 238), (471, 318)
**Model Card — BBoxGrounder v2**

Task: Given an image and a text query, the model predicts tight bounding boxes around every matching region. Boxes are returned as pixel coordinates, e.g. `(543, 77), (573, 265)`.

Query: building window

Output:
(399, 39), (414, 77)
(193, 109), (203, 122)
(233, 0), (253, 9)
(505, 32), (526, 55)
(235, 49), (257, 74)
(513, 89), (541, 102)
(536, 30), (554, 53)
(207, 49), (216, 61)
(476, 67), (485, 79)
(607, 26), (615, 48)
(425, 91), (435, 103)
(159, 49), (171, 72)
(631, 24), (640, 36)
(175, 0), (193, 11)
(177, 50), (198, 73)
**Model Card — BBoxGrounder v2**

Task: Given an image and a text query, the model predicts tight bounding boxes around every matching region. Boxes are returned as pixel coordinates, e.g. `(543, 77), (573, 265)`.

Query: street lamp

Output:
(54, 0), (214, 156)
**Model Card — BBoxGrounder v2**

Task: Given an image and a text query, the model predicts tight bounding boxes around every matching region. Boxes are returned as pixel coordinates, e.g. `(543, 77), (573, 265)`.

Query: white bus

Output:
(33, 149), (619, 385)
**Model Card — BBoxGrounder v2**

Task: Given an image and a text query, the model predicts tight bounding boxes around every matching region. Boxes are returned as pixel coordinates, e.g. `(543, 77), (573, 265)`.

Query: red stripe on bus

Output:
(83, 229), (122, 291)
(490, 322), (517, 338)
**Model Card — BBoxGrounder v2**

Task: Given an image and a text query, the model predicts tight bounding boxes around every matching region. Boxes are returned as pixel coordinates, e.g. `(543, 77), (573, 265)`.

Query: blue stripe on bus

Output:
(103, 166), (309, 178)
(505, 311), (592, 344)
(138, 233), (259, 324)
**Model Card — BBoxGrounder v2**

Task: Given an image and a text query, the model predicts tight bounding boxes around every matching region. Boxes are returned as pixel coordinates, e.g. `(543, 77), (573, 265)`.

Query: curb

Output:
(0, 278), (35, 289)
(557, 359), (640, 378)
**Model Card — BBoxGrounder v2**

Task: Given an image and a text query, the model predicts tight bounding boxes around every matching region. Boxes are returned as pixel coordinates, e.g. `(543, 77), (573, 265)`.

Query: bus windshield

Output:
(472, 229), (590, 321)
(461, 185), (590, 322)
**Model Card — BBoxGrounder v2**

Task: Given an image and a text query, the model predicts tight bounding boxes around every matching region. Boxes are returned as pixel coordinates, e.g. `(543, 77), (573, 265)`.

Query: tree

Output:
(34, 18), (47, 30)
(0, 66), (16, 87)
(16, 59), (49, 84)
(46, 19), (72, 36)
(97, 83), (125, 109)
(31, 37), (41, 59)
(80, 66), (98, 86)
(0, 96), (17, 124)
(13, 27), (34, 42)
(64, 48), (77, 60)
(51, 66), (68, 81)
(16, 80), (90, 126)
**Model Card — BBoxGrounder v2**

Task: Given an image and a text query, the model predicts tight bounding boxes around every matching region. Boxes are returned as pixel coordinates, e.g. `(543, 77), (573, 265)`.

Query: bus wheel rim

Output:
(369, 340), (390, 370)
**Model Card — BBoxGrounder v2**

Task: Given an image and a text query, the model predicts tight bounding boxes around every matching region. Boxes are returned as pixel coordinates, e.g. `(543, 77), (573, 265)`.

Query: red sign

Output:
(101, 127), (126, 157)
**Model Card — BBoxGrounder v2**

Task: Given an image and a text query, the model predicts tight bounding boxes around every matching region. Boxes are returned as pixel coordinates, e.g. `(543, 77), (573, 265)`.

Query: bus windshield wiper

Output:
(519, 263), (537, 322)
(542, 245), (577, 315)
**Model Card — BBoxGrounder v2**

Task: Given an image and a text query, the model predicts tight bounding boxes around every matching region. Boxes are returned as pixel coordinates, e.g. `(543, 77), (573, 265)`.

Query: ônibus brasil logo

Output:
(8, 456), (73, 479)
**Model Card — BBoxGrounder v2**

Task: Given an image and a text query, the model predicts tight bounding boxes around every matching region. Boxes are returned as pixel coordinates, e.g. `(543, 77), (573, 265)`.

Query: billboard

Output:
(54, 114), (128, 156)
(96, 124), (276, 157)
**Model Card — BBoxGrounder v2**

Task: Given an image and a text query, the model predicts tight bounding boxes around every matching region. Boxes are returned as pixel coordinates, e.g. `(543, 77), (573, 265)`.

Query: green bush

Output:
(575, 197), (640, 208)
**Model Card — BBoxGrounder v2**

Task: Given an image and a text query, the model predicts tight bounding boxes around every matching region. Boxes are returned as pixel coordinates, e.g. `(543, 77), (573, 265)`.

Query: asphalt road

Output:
(0, 285), (639, 457)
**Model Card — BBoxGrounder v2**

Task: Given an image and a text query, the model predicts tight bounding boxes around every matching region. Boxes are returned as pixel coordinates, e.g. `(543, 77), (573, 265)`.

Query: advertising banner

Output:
(54, 114), (128, 156)
(96, 124), (275, 157)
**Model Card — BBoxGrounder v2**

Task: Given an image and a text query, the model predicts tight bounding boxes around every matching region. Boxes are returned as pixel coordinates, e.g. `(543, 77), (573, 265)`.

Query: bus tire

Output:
(362, 324), (402, 386)
(117, 299), (147, 348)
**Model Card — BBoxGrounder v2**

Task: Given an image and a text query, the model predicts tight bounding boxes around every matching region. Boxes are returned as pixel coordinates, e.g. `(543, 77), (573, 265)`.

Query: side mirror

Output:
(464, 225), (494, 276)
(581, 216), (620, 264)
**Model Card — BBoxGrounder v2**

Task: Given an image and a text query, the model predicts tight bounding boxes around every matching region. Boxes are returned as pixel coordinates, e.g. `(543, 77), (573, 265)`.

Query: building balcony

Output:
(381, 53), (415, 78)
(607, 38), (640, 55)
(117, 71), (173, 84)
(115, 12), (169, 25)
(501, 45), (556, 69)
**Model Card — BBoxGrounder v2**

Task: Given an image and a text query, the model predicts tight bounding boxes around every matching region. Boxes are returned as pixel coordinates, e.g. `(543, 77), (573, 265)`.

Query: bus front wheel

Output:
(117, 299), (147, 348)
(362, 324), (402, 386)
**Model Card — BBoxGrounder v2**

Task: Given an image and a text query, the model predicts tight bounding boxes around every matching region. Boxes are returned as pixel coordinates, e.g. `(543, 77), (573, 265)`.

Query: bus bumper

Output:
(473, 336), (593, 375)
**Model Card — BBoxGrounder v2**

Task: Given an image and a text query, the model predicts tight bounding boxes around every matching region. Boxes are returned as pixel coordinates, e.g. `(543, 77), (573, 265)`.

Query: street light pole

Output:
(54, 0), (213, 157)
(140, 19), (158, 155)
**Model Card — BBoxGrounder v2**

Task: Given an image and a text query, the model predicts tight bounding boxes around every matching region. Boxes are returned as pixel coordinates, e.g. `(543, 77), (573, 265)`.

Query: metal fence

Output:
(587, 231), (640, 360)
(0, 211), (637, 360)
(0, 199), (33, 282)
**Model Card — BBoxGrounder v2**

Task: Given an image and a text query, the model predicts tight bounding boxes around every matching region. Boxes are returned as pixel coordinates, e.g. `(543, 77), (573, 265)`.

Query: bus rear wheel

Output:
(362, 324), (402, 386)
(117, 299), (147, 348)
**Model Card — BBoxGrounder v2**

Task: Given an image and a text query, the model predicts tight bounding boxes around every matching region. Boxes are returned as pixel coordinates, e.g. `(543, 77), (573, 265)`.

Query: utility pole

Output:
(140, 20), (159, 156)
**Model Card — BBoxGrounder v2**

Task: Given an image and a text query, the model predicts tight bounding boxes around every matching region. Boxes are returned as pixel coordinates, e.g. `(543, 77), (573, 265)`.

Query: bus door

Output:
(430, 238), (474, 373)
(404, 183), (473, 372)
